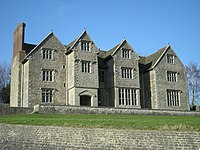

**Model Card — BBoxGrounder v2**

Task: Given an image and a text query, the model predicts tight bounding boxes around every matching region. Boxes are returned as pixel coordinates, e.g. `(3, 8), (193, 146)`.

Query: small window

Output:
(82, 61), (91, 73)
(99, 70), (105, 82)
(42, 49), (54, 59)
(122, 49), (131, 59)
(167, 90), (179, 107)
(81, 41), (90, 51)
(42, 89), (53, 103)
(167, 54), (174, 64)
(167, 71), (177, 82)
(121, 68), (133, 79)
(62, 65), (66, 69)
(42, 70), (54, 81)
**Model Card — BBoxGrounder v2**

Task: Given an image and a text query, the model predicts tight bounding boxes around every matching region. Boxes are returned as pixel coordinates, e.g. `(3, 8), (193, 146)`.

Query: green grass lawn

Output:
(0, 114), (200, 131)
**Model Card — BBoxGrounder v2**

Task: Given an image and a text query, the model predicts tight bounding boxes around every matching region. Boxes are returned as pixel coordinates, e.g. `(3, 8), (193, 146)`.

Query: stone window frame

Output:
(41, 47), (55, 60)
(41, 88), (54, 103)
(119, 88), (137, 106)
(166, 71), (177, 82)
(81, 40), (91, 52)
(41, 69), (55, 82)
(166, 89), (180, 107)
(167, 54), (174, 64)
(121, 49), (131, 59)
(81, 61), (91, 73)
(121, 67), (133, 79)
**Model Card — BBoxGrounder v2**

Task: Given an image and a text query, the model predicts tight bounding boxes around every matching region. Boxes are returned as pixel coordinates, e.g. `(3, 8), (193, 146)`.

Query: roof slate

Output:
(23, 43), (36, 54)
(139, 46), (168, 72)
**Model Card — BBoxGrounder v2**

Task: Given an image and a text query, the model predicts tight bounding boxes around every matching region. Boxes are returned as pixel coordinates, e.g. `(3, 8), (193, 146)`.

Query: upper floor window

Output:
(81, 41), (90, 51)
(82, 61), (91, 73)
(42, 70), (54, 81)
(42, 49), (54, 60)
(121, 68), (133, 79)
(167, 54), (174, 64)
(167, 90), (179, 107)
(122, 49), (131, 59)
(99, 70), (105, 82)
(119, 88), (137, 106)
(42, 89), (53, 103)
(167, 71), (177, 82)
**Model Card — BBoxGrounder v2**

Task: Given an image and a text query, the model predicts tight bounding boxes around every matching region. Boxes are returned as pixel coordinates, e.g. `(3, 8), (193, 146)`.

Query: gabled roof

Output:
(98, 39), (136, 60)
(22, 32), (66, 63)
(66, 29), (93, 51)
(139, 45), (170, 72)
(110, 39), (126, 56)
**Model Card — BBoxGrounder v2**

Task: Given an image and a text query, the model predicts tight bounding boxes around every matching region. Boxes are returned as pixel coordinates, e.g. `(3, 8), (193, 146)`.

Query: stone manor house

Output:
(10, 23), (190, 111)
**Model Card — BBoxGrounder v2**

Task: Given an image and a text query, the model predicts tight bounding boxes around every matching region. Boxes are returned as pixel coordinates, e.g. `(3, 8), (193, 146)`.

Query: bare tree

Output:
(186, 62), (200, 107)
(0, 61), (10, 103)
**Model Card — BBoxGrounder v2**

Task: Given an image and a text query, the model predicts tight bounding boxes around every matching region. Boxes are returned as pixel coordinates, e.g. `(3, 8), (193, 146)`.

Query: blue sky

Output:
(0, 0), (200, 66)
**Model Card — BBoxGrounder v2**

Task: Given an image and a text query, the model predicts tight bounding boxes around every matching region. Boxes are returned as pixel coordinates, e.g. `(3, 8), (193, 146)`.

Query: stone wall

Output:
(0, 105), (33, 115)
(154, 48), (189, 111)
(0, 124), (199, 150)
(38, 105), (200, 116)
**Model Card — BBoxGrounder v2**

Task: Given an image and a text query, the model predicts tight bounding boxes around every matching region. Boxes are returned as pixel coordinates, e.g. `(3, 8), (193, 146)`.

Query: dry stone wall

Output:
(0, 124), (199, 150)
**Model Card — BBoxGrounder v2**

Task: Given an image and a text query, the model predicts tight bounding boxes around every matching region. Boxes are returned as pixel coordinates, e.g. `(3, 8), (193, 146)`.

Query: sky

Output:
(0, 0), (200, 66)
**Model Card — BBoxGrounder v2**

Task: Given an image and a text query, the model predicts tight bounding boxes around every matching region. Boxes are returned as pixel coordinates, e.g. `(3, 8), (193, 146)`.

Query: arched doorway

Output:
(80, 95), (91, 106)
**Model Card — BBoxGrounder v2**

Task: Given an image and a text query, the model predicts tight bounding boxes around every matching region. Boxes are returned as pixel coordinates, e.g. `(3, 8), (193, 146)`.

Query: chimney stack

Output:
(13, 22), (25, 61)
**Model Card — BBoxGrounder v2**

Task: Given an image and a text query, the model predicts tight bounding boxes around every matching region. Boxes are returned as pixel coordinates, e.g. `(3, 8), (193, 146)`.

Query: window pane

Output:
(121, 68), (133, 79)
(167, 90), (179, 107)
(82, 61), (91, 73)
(119, 88), (137, 106)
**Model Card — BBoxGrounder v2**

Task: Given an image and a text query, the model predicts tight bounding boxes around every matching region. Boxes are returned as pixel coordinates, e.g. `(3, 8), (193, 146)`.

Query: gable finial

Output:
(51, 29), (53, 33)
(84, 27), (86, 31)
(168, 42), (170, 46)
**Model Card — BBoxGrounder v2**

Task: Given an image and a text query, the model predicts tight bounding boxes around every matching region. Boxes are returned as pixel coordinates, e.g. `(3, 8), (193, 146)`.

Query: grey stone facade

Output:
(10, 23), (190, 111)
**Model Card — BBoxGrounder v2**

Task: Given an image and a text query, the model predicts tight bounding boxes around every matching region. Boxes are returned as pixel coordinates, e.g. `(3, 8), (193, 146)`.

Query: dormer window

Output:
(42, 48), (54, 60)
(167, 54), (174, 64)
(122, 49), (131, 59)
(81, 41), (90, 51)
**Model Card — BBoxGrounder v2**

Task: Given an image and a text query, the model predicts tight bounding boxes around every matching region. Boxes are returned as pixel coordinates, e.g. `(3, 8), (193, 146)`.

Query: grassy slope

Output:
(0, 114), (200, 131)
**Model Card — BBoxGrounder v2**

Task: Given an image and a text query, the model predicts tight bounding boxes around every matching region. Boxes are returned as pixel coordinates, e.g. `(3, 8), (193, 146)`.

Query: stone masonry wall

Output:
(154, 48), (189, 111)
(0, 124), (199, 150)
(38, 105), (200, 116)
(0, 105), (33, 115)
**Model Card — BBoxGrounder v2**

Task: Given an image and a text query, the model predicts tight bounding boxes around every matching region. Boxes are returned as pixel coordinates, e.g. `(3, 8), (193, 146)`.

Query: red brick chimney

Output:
(13, 22), (26, 61)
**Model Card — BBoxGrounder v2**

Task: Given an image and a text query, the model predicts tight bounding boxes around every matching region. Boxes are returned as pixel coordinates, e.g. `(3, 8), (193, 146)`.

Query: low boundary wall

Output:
(1, 105), (200, 116)
(0, 124), (199, 150)
(0, 105), (33, 115)
(38, 105), (200, 116)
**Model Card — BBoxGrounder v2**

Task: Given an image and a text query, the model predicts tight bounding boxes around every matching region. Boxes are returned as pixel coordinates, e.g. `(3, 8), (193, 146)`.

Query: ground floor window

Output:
(167, 90), (179, 107)
(42, 89), (53, 103)
(119, 88), (137, 106)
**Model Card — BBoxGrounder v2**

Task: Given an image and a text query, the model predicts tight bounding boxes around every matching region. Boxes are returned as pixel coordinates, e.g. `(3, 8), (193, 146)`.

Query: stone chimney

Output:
(13, 22), (26, 61)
